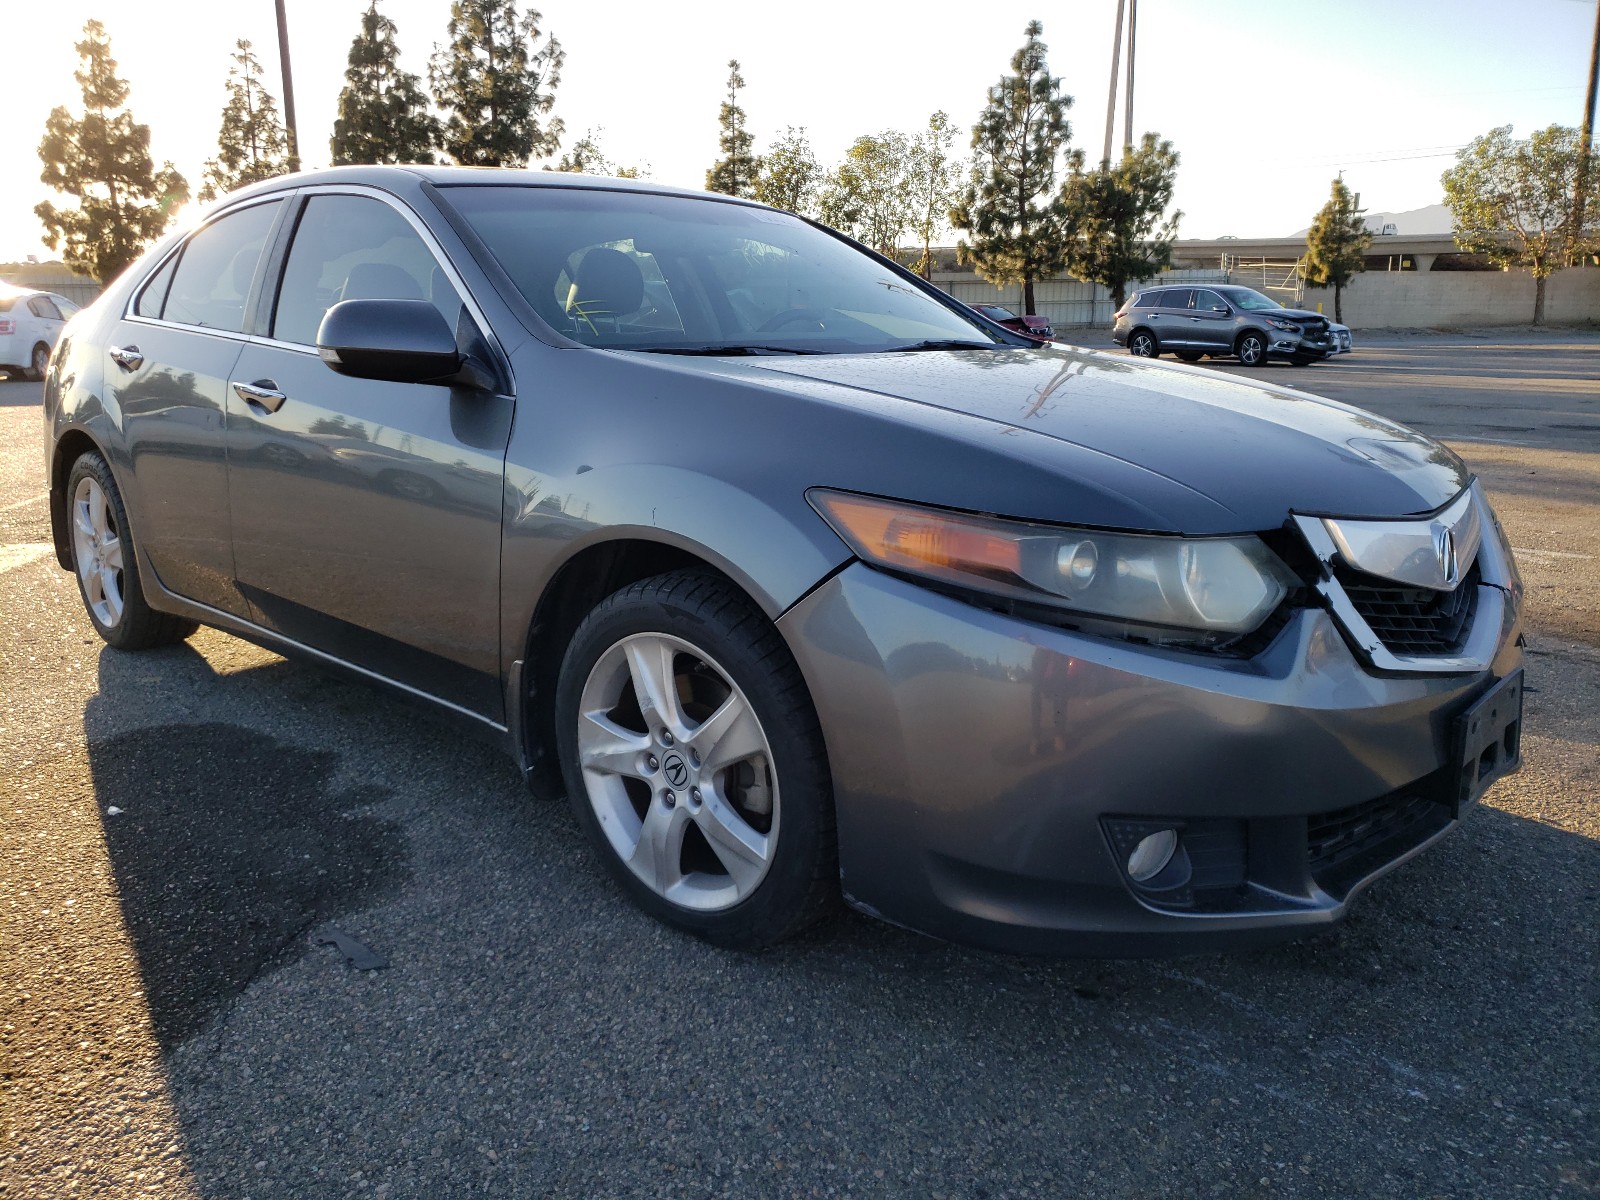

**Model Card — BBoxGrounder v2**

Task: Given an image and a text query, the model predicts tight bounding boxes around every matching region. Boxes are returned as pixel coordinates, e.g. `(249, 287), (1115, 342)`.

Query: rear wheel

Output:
(67, 452), (198, 650)
(555, 570), (837, 949)
(1236, 331), (1267, 367)
(1128, 329), (1159, 358)
(25, 342), (49, 382)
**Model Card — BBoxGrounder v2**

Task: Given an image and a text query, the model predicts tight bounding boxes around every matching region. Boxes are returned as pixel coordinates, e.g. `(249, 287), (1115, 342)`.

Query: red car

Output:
(973, 303), (1054, 343)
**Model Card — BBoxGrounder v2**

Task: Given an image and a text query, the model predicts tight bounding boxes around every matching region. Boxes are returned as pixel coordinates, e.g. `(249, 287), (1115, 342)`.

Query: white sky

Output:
(3, 0), (1595, 262)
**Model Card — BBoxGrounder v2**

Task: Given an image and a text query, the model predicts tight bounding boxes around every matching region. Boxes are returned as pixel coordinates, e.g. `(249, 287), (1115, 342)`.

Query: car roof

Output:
(219, 164), (765, 208)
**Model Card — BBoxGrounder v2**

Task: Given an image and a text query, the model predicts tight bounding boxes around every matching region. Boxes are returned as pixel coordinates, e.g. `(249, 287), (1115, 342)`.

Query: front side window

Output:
(271, 194), (463, 347)
(1227, 288), (1283, 312)
(444, 186), (997, 354)
(161, 201), (282, 332)
(1192, 289), (1228, 312)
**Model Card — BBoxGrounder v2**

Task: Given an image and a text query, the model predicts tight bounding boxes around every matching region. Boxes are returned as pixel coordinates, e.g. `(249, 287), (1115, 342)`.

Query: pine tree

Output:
(35, 21), (188, 284)
(1060, 133), (1182, 308)
(429, 0), (564, 167)
(755, 126), (821, 216)
(949, 21), (1075, 315)
(200, 40), (295, 201)
(906, 111), (964, 279)
(820, 132), (912, 259)
(331, 1), (440, 165)
(706, 60), (761, 198)
(1301, 177), (1371, 324)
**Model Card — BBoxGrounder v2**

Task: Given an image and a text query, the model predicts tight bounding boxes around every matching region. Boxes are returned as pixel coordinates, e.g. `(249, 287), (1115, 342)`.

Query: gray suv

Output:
(1113, 284), (1335, 366)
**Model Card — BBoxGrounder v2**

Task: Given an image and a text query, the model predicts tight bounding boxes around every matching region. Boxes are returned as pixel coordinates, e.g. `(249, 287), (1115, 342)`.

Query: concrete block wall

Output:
(1299, 267), (1600, 329)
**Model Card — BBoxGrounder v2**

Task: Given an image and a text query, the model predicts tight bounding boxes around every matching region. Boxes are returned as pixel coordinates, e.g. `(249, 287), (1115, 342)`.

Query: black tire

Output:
(1128, 329), (1159, 358)
(554, 570), (837, 949)
(24, 342), (50, 382)
(65, 451), (199, 650)
(1235, 330), (1268, 367)
(1175, 350), (1203, 362)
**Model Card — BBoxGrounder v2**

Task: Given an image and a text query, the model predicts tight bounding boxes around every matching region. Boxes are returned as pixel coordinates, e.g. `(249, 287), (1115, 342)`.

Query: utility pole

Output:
(1573, 0), (1600, 254)
(275, 0), (300, 169)
(1101, 0), (1126, 168)
(1122, 0), (1137, 158)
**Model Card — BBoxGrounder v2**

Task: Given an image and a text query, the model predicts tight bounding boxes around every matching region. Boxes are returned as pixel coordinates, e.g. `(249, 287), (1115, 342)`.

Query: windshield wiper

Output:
(885, 338), (1002, 353)
(630, 344), (830, 356)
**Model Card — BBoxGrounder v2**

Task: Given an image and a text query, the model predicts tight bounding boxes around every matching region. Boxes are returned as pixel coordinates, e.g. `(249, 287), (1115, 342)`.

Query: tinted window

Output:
(445, 186), (995, 353)
(1160, 289), (1193, 310)
(163, 201), (282, 332)
(1137, 290), (1166, 309)
(1193, 289), (1227, 312)
(271, 194), (463, 347)
(135, 253), (179, 319)
(29, 296), (63, 320)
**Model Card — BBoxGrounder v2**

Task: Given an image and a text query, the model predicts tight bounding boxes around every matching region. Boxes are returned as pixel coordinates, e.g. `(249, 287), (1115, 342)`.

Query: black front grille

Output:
(1335, 560), (1480, 656)
(1307, 784), (1451, 893)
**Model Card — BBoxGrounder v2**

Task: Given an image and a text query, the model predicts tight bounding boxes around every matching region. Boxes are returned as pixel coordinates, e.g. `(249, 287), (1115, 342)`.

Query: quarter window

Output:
(271, 194), (463, 347)
(161, 201), (282, 332)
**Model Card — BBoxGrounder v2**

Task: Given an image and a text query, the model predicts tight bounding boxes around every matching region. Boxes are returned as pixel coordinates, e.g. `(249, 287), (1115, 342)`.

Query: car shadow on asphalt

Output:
(77, 636), (1598, 1196)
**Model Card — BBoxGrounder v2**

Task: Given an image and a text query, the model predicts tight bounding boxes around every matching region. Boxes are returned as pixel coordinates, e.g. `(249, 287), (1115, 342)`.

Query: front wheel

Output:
(66, 451), (198, 649)
(1235, 331), (1267, 367)
(1128, 330), (1159, 358)
(555, 571), (837, 949)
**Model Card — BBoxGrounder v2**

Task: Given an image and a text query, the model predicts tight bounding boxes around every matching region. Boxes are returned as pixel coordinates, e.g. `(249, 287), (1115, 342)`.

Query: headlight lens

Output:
(810, 490), (1297, 642)
(1264, 316), (1299, 331)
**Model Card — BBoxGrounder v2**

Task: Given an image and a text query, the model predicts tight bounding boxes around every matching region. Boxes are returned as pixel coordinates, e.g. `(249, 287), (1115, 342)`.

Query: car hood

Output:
(731, 345), (1467, 526)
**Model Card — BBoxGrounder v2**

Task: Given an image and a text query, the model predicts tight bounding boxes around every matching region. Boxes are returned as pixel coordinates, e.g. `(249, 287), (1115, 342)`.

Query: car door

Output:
(107, 197), (287, 616)
(226, 188), (514, 720)
(1187, 289), (1234, 353)
(1151, 289), (1193, 349)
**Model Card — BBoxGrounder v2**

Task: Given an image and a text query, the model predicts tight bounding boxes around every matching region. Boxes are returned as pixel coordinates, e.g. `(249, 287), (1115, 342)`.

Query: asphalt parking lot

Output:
(3, 333), (1597, 1198)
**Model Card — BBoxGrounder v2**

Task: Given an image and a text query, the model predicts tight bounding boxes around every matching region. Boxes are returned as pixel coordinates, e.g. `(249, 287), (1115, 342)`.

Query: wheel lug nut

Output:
(645, 754), (659, 771)
(660, 729), (675, 746)
(689, 749), (700, 768)
(663, 790), (676, 808)
(690, 787), (702, 806)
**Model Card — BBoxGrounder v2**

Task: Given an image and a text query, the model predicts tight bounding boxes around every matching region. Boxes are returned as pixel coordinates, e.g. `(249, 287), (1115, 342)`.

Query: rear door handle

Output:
(232, 379), (287, 413)
(109, 345), (143, 371)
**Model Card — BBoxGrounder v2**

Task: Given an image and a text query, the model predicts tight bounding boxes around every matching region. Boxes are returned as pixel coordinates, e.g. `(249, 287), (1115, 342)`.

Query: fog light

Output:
(1127, 828), (1178, 882)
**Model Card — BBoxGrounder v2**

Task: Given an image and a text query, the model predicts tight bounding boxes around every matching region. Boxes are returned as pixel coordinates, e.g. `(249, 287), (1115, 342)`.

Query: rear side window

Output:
(135, 254), (179, 318)
(1160, 289), (1193, 310)
(161, 201), (282, 332)
(271, 194), (463, 347)
(29, 296), (63, 320)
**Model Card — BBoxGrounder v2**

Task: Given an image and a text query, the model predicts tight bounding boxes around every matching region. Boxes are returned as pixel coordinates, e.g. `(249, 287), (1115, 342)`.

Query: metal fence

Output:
(932, 268), (1229, 331)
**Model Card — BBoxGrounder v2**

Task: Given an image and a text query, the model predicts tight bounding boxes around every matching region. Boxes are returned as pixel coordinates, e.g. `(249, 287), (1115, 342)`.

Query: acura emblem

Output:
(662, 752), (690, 788)
(1435, 526), (1458, 585)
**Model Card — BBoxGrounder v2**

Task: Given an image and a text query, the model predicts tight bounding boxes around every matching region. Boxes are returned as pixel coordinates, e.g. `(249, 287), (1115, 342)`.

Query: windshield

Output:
(1225, 288), (1282, 311)
(443, 186), (999, 354)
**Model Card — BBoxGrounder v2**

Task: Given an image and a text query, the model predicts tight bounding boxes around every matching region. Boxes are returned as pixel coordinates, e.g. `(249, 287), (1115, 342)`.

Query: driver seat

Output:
(565, 247), (645, 335)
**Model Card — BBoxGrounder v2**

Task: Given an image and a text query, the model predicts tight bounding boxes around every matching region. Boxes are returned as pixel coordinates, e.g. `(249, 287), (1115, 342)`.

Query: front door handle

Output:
(109, 345), (143, 371)
(233, 379), (287, 414)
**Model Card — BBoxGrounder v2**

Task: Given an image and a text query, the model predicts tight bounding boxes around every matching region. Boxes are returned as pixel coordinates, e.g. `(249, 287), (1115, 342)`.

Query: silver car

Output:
(42, 168), (1523, 956)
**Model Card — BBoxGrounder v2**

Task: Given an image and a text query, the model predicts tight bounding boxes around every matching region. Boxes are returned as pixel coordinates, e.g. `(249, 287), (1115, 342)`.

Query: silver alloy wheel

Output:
(576, 632), (778, 911)
(71, 475), (125, 628)
(1131, 332), (1155, 357)
(1238, 335), (1264, 365)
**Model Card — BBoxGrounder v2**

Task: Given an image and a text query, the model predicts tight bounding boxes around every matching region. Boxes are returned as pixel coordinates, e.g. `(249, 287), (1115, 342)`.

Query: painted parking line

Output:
(0, 543), (54, 573)
(1512, 547), (1595, 561)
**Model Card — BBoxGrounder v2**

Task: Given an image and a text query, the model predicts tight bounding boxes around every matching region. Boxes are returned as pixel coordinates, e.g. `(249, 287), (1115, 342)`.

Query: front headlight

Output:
(810, 490), (1298, 645)
(1263, 316), (1299, 331)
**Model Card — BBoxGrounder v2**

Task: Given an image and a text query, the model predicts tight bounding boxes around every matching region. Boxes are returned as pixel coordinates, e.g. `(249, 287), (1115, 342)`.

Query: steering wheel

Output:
(757, 307), (839, 333)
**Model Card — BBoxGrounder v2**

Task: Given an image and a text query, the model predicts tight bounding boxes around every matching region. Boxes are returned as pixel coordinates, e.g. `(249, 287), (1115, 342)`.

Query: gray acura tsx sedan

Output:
(42, 167), (1524, 956)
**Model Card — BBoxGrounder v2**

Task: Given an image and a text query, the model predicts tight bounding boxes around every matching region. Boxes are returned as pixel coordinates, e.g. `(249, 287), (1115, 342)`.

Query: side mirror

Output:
(317, 299), (462, 385)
